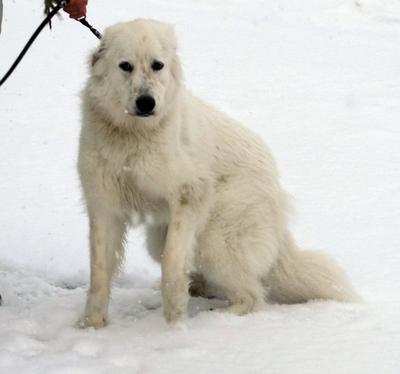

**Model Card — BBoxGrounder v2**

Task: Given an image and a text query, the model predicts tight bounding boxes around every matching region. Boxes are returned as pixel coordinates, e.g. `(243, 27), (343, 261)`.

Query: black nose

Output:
(136, 95), (156, 116)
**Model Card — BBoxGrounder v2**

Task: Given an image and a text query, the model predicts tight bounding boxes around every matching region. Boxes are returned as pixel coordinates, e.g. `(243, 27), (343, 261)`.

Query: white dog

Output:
(77, 19), (358, 328)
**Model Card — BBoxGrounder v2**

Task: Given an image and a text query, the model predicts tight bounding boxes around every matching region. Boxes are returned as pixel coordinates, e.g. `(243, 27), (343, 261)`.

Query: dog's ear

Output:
(160, 24), (183, 83)
(160, 23), (178, 53)
(91, 41), (106, 68)
(89, 39), (109, 78)
(171, 52), (183, 84)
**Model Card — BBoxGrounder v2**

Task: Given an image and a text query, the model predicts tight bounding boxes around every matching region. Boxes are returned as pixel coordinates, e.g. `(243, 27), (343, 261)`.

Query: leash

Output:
(78, 17), (102, 40)
(0, 1), (102, 87)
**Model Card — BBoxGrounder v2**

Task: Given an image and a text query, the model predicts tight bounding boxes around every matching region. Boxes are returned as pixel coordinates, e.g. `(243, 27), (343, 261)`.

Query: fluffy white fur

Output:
(77, 19), (358, 328)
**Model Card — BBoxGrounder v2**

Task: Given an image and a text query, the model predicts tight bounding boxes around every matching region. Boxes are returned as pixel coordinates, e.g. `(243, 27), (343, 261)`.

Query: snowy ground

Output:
(1, 0), (400, 373)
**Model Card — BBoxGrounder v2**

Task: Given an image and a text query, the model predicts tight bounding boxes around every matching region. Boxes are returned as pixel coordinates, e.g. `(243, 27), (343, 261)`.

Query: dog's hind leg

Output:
(197, 221), (275, 316)
(204, 258), (266, 315)
(78, 212), (126, 329)
(222, 277), (266, 315)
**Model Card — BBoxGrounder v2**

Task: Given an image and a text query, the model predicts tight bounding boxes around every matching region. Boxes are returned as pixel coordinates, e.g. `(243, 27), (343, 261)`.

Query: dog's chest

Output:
(100, 142), (170, 225)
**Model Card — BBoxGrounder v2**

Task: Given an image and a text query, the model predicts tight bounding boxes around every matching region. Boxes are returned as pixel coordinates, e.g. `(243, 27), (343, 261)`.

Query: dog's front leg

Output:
(162, 201), (197, 323)
(78, 212), (126, 329)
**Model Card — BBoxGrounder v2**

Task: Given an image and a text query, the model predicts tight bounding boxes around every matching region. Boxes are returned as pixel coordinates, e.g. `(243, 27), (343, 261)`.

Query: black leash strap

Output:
(0, 2), (102, 87)
(79, 17), (102, 40)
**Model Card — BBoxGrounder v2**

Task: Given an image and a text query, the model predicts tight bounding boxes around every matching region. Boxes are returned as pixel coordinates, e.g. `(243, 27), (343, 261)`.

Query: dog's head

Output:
(88, 19), (182, 124)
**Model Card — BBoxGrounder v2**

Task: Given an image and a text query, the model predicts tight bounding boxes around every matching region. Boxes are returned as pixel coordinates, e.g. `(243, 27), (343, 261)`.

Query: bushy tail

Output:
(267, 246), (359, 304)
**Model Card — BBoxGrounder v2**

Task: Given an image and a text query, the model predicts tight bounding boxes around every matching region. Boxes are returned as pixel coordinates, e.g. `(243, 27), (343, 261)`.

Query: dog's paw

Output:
(76, 314), (108, 329)
(162, 280), (188, 323)
(163, 304), (185, 324)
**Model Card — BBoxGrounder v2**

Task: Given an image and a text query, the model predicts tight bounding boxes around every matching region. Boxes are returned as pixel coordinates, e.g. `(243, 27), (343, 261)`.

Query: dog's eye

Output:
(151, 60), (164, 71)
(119, 61), (134, 72)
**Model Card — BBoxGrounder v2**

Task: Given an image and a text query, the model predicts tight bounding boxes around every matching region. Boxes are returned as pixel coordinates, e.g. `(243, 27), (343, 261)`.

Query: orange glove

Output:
(63, 0), (88, 20)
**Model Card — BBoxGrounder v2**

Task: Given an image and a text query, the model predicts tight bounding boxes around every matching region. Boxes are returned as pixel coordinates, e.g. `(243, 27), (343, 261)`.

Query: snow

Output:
(1, 0), (400, 373)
